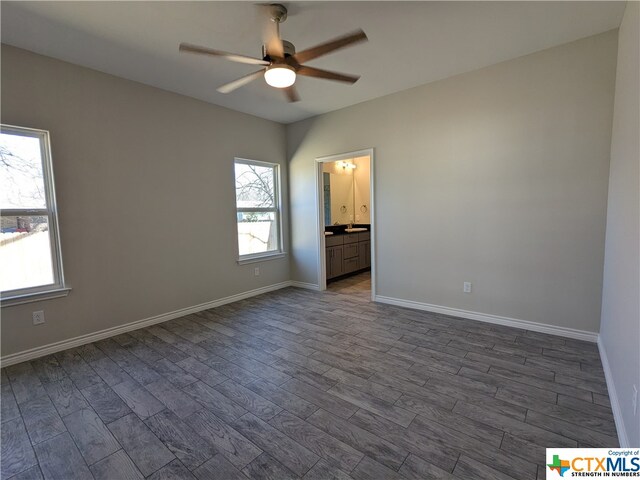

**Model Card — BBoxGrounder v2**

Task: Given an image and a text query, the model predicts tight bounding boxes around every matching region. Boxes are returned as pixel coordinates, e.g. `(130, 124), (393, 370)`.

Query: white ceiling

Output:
(1, 1), (625, 124)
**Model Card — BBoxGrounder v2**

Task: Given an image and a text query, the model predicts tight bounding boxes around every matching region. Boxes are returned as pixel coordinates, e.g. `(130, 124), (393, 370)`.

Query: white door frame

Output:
(315, 148), (376, 299)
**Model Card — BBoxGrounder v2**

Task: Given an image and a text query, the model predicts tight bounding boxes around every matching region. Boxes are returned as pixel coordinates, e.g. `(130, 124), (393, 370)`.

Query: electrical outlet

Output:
(32, 310), (45, 325)
(254, 267), (260, 276)
(463, 282), (472, 293)
(633, 385), (638, 416)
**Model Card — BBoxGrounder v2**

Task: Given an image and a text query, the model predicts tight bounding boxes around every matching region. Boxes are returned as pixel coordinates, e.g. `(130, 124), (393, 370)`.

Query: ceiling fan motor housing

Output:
(262, 40), (295, 59)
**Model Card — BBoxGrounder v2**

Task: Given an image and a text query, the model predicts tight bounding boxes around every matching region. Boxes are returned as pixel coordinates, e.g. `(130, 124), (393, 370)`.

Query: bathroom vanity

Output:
(325, 230), (371, 280)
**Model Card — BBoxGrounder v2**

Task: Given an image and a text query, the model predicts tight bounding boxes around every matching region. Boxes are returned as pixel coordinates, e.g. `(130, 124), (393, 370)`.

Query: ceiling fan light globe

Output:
(264, 65), (296, 88)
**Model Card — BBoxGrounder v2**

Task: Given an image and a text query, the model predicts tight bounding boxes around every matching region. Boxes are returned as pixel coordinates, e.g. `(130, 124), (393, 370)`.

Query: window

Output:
(1, 125), (67, 303)
(234, 159), (282, 261)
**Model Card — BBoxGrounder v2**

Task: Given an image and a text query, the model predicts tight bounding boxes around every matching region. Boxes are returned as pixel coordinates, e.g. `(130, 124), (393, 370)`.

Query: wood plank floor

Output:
(1, 272), (618, 480)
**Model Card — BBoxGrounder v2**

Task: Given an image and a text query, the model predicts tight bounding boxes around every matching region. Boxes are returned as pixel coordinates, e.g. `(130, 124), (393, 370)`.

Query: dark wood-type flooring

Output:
(1, 272), (618, 480)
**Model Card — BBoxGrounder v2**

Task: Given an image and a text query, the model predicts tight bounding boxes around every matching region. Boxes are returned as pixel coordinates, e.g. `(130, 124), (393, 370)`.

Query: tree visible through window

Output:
(234, 159), (281, 259)
(0, 125), (65, 298)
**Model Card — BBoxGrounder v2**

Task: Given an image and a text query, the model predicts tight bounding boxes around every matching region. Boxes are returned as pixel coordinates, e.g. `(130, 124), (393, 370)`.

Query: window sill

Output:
(237, 252), (287, 265)
(1, 287), (71, 307)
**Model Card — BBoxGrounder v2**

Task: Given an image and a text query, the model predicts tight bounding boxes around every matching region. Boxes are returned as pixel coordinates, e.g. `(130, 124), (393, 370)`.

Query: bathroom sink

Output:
(345, 228), (367, 233)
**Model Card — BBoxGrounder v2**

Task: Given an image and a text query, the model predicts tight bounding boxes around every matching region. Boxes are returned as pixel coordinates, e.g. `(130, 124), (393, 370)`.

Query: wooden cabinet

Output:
(326, 245), (344, 279)
(359, 240), (371, 268)
(344, 233), (359, 244)
(365, 242), (371, 267)
(325, 231), (371, 280)
(343, 256), (360, 274)
(343, 242), (359, 260)
(325, 235), (343, 247)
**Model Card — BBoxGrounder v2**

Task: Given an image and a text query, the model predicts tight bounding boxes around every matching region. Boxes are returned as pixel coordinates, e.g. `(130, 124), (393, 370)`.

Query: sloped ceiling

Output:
(1, 1), (625, 123)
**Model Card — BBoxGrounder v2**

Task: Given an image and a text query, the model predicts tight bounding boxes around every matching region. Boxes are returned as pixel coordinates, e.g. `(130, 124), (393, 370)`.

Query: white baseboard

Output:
(597, 336), (630, 447)
(374, 295), (599, 343)
(0, 281), (293, 367)
(290, 281), (321, 291)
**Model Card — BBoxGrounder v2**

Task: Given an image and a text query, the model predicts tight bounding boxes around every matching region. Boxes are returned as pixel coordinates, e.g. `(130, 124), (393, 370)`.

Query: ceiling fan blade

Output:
(296, 65), (360, 84)
(217, 70), (265, 94)
(180, 43), (269, 66)
(283, 85), (300, 103)
(293, 29), (368, 64)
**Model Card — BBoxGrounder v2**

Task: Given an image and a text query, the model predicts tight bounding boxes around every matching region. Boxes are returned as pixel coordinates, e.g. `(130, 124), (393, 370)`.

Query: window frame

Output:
(234, 157), (284, 264)
(1, 124), (68, 306)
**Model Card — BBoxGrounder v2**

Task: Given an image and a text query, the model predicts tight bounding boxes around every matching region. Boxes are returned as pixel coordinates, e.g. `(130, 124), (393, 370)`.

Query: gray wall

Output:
(287, 30), (618, 334)
(600, 2), (640, 447)
(1, 45), (289, 357)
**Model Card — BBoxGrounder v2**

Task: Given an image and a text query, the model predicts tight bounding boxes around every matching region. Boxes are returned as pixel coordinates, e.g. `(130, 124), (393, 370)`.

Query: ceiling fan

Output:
(179, 3), (368, 102)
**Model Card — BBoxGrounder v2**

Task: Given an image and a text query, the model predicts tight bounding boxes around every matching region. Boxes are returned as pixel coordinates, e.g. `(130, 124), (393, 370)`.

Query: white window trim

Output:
(1, 288), (71, 307)
(236, 252), (287, 265)
(1, 124), (68, 306)
(234, 158), (284, 262)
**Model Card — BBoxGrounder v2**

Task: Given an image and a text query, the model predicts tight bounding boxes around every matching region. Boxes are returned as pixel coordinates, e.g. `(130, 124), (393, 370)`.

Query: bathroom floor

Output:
(327, 270), (371, 296)
(1, 279), (617, 480)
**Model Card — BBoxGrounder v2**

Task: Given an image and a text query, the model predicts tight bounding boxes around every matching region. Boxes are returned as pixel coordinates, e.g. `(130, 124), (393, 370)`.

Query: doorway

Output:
(315, 149), (375, 299)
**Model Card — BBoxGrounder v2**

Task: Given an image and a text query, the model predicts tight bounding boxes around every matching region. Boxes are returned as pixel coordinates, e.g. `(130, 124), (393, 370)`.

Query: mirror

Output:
(323, 157), (370, 227)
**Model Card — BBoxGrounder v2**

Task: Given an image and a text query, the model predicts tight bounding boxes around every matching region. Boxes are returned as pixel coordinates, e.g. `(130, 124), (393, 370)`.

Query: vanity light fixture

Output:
(338, 161), (357, 170)
(264, 65), (296, 88)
